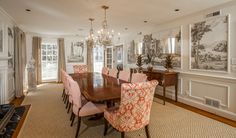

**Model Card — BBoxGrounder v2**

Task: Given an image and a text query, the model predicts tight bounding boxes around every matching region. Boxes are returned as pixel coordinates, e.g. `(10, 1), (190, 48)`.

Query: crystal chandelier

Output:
(97, 5), (114, 46)
(86, 18), (95, 46)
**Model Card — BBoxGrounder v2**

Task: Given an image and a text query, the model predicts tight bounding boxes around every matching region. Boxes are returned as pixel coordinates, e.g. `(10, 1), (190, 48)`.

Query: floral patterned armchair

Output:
(73, 65), (88, 73)
(104, 80), (158, 138)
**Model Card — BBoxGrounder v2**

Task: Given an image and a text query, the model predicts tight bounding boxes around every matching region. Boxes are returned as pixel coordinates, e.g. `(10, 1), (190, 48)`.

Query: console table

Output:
(130, 68), (178, 105)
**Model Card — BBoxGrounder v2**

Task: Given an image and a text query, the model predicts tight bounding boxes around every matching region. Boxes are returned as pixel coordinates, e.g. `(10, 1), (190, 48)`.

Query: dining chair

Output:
(102, 67), (109, 75)
(61, 69), (67, 99)
(118, 70), (130, 82)
(73, 65), (88, 73)
(109, 68), (118, 78)
(61, 70), (70, 104)
(68, 78), (106, 138)
(104, 80), (158, 138)
(131, 73), (148, 83)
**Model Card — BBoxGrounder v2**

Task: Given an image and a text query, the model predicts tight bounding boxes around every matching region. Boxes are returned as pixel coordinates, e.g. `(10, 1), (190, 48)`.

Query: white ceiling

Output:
(0, 0), (233, 37)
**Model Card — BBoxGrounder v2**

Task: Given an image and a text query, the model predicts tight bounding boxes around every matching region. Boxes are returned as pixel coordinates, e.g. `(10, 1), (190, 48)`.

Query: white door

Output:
(93, 46), (104, 73)
(41, 43), (58, 81)
(105, 46), (113, 69)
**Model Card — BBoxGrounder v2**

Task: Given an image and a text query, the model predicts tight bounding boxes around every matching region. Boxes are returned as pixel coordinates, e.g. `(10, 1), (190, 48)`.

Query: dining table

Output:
(70, 72), (127, 106)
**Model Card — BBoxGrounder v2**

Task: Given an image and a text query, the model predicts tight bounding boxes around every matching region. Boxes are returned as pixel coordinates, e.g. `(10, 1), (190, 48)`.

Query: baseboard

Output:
(155, 91), (236, 121)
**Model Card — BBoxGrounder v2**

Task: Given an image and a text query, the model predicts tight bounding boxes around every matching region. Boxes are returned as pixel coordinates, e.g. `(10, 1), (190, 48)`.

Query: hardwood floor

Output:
(155, 94), (236, 127)
(10, 96), (25, 106)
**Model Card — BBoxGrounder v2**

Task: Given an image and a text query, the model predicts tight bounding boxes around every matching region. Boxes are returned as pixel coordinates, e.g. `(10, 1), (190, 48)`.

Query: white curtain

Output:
(57, 38), (66, 82)
(14, 27), (27, 97)
(32, 36), (42, 85)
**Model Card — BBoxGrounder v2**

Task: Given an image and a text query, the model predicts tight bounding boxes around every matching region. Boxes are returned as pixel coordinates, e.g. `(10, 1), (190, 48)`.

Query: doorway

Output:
(93, 46), (104, 73)
(41, 43), (58, 81)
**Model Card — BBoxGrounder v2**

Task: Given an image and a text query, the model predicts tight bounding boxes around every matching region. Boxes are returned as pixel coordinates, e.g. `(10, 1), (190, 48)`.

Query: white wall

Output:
(124, 1), (236, 120)
(0, 7), (16, 103)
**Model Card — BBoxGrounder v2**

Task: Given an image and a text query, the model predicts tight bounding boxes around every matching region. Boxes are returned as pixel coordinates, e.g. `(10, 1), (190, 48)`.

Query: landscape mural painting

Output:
(190, 15), (229, 72)
(143, 27), (182, 68)
(67, 41), (85, 63)
(127, 40), (136, 64)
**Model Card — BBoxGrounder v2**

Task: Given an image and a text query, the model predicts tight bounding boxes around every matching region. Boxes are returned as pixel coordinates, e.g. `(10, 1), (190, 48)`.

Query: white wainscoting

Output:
(155, 72), (236, 121)
(0, 59), (15, 104)
(188, 80), (230, 108)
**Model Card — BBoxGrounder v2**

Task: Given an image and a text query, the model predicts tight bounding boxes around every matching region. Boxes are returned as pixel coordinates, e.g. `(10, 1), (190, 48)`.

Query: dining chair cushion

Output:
(119, 70), (130, 82)
(73, 65), (88, 73)
(109, 68), (118, 78)
(104, 80), (158, 132)
(131, 73), (147, 83)
(73, 101), (106, 117)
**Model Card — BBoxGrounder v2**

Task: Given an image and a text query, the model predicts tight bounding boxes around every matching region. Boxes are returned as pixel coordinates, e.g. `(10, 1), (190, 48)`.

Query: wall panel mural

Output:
(67, 41), (85, 63)
(190, 15), (229, 72)
(143, 27), (182, 68)
(127, 40), (136, 64)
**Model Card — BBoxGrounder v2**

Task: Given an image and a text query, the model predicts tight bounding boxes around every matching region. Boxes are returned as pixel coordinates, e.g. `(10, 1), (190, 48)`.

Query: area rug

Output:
(18, 83), (236, 138)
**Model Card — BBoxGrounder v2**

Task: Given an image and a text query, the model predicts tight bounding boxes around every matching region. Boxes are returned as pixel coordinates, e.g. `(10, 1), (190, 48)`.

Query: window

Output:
(41, 43), (58, 81)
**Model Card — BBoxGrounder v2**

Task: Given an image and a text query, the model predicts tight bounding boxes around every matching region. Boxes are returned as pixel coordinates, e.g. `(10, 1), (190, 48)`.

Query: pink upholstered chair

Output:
(102, 67), (109, 75)
(118, 70), (130, 82)
(109, 68), (118, 78)
(61, 69), (70, 104)
(131, 73), (147, 83)
(73, 65), (88, 73)
(104, 80), (158, 138)
(68, 79), (106, 138)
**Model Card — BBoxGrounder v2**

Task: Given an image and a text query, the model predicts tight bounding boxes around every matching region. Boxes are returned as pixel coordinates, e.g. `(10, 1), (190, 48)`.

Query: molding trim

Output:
(178, 96), (236, 121)
(179, 71), (236, 82)
(189, 79), (230, 108)
(0, 6), (17, 25)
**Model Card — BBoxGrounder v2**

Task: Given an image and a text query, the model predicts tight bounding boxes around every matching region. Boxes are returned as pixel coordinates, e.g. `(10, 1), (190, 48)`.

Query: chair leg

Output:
(121, 132), (125, 138)
(104, 119), (108, 136)
(62, 88), (65, 97)
(64, 95), (68, 104)
(66, 98), (69, 109)
(70, 112), (73, 121)
(71, 113), (75, 127)
(67, 103), (71, 113)
(145, 125), (150, 138)
(75, 116), (81, 138)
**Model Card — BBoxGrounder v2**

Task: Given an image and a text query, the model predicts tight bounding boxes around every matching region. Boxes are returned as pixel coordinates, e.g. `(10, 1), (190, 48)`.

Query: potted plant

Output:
(146, 54), (153, 71)
(136, 54), (144, 72)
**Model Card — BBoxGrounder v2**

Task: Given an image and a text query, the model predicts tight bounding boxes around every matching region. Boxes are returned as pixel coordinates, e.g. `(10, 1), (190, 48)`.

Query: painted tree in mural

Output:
(191, 21), (212, 68)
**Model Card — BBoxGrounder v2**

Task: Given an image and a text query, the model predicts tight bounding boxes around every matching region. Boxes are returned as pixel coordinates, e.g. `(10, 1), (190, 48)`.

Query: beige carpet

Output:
(18, 83), (236, 138)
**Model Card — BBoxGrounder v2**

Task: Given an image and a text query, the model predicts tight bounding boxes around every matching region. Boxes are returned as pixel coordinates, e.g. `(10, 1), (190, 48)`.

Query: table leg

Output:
(163, 86), (166, 105)
(175, 84), (178, 102)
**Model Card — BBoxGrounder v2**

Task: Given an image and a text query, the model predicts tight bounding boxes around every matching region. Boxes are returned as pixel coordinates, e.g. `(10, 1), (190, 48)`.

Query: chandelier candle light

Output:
(87, 18), (95, 46)
(97, 5), (119, 46)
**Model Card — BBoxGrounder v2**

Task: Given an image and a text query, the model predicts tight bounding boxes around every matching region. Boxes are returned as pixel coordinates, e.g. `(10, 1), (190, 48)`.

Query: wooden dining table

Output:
(70, 72), (127, 104)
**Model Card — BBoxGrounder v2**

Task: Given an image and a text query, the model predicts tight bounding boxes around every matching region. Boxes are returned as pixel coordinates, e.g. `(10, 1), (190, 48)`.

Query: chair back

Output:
(119, 80), (158, 131)
(68, 78), (82, 109)
(61, 69), (66, 85)
(119, 70), (130, 82)
(102, 67), (109, 75)
(109, 68), (118, 78)
(131, 73), (147, 83)
(73, 65), (88, 73)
